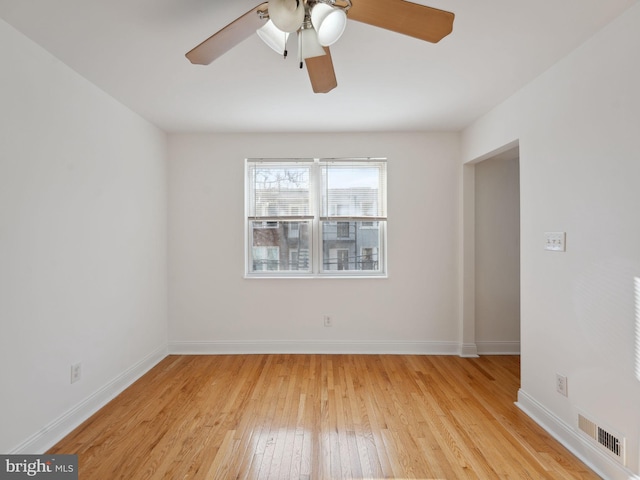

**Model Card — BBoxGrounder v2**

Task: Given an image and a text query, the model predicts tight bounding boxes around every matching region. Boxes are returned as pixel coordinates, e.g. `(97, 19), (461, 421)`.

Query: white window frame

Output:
(245, 158), (387, 278)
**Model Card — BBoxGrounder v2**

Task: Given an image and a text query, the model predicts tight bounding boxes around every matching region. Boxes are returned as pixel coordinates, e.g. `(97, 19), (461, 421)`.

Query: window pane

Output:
(251, 221), (311, 272)
(322, 221), (384, 272)
(248, 163), (311, 217)
(321, 162), (386, 218)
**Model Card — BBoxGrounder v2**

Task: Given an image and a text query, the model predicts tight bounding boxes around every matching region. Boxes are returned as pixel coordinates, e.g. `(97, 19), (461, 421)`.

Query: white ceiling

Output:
(1, 0), (637, 133)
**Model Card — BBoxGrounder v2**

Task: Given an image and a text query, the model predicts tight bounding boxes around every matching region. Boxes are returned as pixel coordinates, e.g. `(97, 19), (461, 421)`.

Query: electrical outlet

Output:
(323, 315), (332, 327)
(71, 363), (82, 384)
(545, 232), (566, 252)
(556, 373), (568, 396)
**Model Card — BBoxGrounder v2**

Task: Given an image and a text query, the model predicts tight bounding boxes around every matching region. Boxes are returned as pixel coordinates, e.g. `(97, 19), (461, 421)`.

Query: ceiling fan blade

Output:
(305, 48), (338, 93)
(186, 3), (268, 65)
(348, 0), (454, 43)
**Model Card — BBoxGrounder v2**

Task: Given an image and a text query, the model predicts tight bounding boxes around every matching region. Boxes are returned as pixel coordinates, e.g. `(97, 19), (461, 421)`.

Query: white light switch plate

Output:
(545, 232), (566, 252)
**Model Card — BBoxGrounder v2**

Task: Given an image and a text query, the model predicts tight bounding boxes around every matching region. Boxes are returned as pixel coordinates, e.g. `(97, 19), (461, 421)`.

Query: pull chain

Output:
(298, 29), (303, 68)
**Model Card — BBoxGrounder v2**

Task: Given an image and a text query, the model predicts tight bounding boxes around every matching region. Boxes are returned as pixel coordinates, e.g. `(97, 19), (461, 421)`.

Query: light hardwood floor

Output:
(49, 355), (599, 479)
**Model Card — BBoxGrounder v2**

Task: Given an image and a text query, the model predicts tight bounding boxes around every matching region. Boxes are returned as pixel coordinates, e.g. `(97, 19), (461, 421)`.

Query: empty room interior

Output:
(1, 0), (639, 478)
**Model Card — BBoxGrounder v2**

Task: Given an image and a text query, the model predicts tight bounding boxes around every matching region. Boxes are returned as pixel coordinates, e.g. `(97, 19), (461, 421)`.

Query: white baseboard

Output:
(476, 341), (520, 355)
(11, 344), (168, 454)
(516, 389), (638, 480)
(168, 340), (461, 355)
(459, 343), (479, 357)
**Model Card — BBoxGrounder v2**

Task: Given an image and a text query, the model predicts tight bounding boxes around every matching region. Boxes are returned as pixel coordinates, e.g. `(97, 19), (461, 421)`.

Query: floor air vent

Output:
(577, 413), (625, 465)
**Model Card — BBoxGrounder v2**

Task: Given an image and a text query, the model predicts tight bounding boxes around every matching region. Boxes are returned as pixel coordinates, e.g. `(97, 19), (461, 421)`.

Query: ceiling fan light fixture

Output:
(268, 0), (305, 33)
(310, 3), (347, 46)
(257, 20), (290, 55)
(299, 27), (326, 59)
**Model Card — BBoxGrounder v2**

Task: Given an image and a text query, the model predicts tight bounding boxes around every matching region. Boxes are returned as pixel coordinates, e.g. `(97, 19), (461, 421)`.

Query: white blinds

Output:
(320, 160), (387, 220)
(247, 159), (387, 220)
(247, 160), (313, 219)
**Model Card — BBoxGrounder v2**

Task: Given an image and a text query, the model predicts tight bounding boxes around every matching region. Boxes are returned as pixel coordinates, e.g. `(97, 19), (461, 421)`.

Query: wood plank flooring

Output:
(48, 355), (599, 479)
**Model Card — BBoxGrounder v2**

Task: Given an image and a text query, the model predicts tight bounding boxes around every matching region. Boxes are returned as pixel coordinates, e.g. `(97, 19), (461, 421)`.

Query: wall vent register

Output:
(577, 412), (625, 465)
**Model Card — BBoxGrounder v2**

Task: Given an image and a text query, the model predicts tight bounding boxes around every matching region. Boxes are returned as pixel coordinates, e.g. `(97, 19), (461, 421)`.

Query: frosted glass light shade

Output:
(310, 3), (347, 46)
(268, 0), (305, 33)
(299, 28), (326, 59)
(257, 20), (290, 55)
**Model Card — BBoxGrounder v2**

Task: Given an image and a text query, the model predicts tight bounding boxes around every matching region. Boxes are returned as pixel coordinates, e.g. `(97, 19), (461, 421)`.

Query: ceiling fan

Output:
(186, 0), (454, 94)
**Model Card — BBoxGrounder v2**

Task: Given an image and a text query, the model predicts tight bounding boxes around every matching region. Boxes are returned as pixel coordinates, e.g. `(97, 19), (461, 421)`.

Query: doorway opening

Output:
(461, 142), (521, 356)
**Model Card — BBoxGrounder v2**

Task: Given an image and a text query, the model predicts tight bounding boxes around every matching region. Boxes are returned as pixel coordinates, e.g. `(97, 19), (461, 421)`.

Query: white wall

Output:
(168, 132), (461, 353)
(462, 4), (640, 478)
(0, 20), (168, 453)
(474, 156), (520, 350)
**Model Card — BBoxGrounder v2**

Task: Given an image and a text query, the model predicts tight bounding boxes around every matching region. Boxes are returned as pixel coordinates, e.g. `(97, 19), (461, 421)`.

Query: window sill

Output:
(244, 273), (388, 280)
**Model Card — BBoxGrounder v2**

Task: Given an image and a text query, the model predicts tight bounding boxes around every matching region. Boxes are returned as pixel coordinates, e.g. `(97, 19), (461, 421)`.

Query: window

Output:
(336, 222), (350, 238)
(246, 158), (387, 277)
(361, 247), (376, 270)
